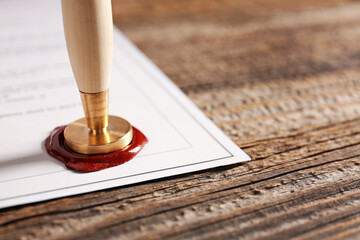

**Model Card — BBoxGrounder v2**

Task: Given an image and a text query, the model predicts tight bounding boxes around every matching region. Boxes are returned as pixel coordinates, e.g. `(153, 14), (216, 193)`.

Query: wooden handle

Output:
(61, 0), (113, 93)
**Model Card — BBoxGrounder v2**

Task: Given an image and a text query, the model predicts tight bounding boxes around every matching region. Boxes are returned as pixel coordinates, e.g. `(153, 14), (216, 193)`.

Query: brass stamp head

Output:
(63, 90), (133, 155)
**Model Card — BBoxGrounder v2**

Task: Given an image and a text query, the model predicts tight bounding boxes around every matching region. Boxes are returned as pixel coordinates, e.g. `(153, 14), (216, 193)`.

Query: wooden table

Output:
(2, 0), (360, 239)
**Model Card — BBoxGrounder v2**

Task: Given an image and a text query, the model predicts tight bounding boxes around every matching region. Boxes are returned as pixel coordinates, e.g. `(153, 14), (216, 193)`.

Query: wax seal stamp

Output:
(45, 0), (148, 172)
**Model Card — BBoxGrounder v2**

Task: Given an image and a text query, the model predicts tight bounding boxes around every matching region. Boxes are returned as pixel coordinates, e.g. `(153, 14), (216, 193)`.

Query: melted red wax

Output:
(45, 125), (148, 172)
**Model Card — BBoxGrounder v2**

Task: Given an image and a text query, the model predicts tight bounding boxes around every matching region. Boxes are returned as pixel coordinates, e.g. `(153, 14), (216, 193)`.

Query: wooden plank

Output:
(1, 0), (360, 239)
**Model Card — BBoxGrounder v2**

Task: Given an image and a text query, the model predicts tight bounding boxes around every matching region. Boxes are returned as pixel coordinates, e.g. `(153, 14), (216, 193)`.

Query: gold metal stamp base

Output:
(64, 115), (133, 155)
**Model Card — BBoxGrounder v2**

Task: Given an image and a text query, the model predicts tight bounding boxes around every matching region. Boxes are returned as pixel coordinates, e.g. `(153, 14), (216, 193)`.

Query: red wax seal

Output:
(45, 125), (148, 172)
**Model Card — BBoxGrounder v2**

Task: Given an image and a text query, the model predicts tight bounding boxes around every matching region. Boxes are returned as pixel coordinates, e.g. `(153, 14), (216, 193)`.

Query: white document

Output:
(0, 0), (250, 209)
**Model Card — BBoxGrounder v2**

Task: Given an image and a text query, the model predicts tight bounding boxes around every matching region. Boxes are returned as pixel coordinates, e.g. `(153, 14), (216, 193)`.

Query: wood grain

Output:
(1, 0), (360, 239)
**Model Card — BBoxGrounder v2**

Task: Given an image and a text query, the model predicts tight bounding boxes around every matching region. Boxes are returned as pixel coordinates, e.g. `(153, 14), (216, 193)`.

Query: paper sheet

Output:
(0, 0), (250, 209)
